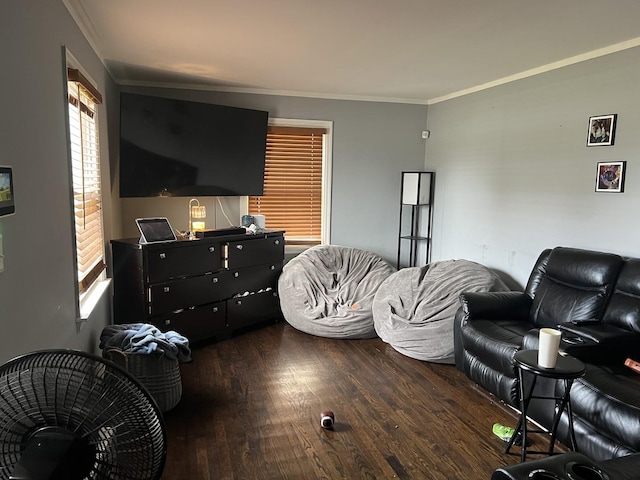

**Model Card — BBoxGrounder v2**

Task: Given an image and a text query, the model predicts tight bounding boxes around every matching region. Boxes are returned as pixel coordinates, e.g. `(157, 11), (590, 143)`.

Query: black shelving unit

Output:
(397, 171), (435, 268)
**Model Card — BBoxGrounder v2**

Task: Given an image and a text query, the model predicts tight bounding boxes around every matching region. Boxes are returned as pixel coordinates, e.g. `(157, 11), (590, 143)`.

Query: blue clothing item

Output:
(100, 323), (191, 362)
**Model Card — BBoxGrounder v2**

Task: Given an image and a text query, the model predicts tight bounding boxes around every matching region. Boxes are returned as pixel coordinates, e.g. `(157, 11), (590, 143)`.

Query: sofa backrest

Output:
(525, 249), (552, 299)
(602, 258), (640, 334)
(526, 247), (624, 327)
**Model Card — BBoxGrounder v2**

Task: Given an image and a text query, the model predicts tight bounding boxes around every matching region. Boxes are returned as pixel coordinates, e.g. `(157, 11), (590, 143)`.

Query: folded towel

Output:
(100, 323), (192, 362)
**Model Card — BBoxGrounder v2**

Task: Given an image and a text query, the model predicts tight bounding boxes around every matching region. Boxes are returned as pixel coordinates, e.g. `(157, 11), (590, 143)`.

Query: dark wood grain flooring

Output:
(161, 322), (561, 479)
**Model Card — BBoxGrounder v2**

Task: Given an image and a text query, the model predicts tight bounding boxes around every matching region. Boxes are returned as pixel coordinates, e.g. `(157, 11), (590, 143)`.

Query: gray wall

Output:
(426, 47), (640, 287)
(117, 87), (428, 262)
(0, 1), (115, 364)
(0, 0), (426, 366)
(11, 0), (637, 366)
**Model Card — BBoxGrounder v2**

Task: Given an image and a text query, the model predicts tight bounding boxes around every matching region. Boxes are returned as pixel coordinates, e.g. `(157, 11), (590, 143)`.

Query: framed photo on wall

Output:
(595, 161), (625, 193)
(587, 114), (616, 146)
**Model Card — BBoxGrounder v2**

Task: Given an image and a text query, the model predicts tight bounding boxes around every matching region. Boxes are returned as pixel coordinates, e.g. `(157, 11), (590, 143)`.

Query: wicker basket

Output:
(103, 348), (182, 413)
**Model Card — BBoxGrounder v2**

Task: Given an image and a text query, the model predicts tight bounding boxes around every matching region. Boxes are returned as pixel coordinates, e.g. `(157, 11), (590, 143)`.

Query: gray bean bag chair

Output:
(373, 259), (509, 363)
(279, 245), (396, 339)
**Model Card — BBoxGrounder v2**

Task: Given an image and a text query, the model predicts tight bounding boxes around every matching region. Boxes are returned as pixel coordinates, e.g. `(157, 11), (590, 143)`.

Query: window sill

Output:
(77, 278), (112, 332)
(286, 244), (312, 254)
(284, 244), (318, 264)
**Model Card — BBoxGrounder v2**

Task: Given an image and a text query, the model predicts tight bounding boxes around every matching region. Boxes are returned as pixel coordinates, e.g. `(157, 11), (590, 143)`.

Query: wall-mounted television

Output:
(119, 93), (269, 197)
(0, 166), (15, 217)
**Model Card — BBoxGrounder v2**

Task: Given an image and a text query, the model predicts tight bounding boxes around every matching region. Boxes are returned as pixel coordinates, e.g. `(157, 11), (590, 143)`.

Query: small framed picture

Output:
(587, 114), (616, 146)
(595, 161), (625, 193)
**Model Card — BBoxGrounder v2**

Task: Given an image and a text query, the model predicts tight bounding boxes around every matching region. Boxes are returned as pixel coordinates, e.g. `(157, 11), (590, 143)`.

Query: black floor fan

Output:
(0, 350), (167, 480)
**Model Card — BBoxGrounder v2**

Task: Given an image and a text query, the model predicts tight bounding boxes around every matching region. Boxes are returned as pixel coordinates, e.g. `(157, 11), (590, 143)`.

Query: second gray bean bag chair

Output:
(279, 244), (396, 339)
(373, 259), (509, 363)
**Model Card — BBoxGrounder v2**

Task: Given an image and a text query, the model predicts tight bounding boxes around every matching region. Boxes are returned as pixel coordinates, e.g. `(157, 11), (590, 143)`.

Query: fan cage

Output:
(0, 349), (166, 480)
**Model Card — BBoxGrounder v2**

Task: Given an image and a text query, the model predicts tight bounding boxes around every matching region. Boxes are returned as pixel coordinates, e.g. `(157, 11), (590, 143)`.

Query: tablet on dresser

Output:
(135, 217), (177, 244)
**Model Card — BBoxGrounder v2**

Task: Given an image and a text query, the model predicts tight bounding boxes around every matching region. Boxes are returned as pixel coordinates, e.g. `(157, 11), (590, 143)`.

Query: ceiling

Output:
(64, 0), (640, 105)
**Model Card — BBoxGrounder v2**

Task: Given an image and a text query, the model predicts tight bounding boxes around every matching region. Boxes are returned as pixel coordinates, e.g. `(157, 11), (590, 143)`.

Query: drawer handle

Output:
(212, 307), (218, 313)
(234, 272), (239, 278)
(275, 240), (280, 245)
(209, 246), (215, 252)
(270, 265), (275, 270)
(212, 277), (218, 283)
(159, 253), (166, 259)
(164, 319), (171, 326)
(163, 286), (170, 293)
(236, 300), (242, 306)
(236, 244), (243, 250)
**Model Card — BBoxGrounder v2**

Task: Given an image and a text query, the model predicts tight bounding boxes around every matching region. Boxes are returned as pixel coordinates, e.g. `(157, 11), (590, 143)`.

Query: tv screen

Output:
(119, 93), (268, 197)
(0, 166), (15, 217)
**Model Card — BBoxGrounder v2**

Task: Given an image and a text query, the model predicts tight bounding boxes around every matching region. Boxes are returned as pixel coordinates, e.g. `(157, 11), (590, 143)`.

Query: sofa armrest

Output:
(454, 291), (532, 371)
(559, 322), (636, 345)
(459, 291), (532, 321)
(558, 322), (640, 364)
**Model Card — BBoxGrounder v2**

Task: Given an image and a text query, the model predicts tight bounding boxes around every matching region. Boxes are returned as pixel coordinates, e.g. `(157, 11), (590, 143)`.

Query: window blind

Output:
(67, 69), (105, 293)
(249, 126), (326, 244)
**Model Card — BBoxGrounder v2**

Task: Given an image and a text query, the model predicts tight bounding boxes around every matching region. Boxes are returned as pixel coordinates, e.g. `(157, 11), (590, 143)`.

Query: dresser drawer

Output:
(226, 235), (284, 269)
(154, 301), (228, 342)
(145, 241), (221, 283)
(227, 290), (281, 330)
(227, 262), (282, 297)
(148, 270), (233, 315)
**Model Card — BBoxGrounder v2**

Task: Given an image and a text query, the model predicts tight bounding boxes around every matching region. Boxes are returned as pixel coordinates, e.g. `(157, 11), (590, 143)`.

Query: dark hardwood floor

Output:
(161, 321), (561, 479)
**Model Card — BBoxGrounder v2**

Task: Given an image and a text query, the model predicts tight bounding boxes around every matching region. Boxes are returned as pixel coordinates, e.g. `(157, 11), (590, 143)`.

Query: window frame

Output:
(64, 54), (107, 320)
(253, 118), (333, 245)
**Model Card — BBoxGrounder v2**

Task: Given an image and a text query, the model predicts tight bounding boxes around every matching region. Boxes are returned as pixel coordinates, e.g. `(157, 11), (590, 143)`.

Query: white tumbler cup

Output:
(538, 328), (562, 368)
(252, 214), (266, 228)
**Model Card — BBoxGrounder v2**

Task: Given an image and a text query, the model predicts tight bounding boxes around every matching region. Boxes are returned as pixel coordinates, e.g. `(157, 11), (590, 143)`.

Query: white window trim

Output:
(268, 118), (333, 245)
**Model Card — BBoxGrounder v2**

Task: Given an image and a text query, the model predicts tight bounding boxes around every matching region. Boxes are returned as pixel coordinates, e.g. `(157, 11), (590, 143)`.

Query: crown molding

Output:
(62, 0), (108, 69)
(428, 37), (640, 105)
(116, 79), (430, 105)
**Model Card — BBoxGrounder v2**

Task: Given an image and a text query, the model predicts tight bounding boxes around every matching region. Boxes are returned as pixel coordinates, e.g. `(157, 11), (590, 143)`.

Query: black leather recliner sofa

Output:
(453, 247), (640, 461)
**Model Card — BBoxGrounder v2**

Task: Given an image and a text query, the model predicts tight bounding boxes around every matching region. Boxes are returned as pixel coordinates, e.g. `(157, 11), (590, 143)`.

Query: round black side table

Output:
(505, 349), (586, 462)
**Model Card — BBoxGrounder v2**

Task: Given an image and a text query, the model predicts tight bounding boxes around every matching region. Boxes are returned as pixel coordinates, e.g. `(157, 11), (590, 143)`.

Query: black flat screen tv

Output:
(119, 93), (268, 197)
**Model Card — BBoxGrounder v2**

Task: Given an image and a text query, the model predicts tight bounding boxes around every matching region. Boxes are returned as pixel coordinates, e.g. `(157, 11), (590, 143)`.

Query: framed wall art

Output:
(595, 161), (625, 193)
(587, 114), (616, 146)
(0, 166), (15, 217)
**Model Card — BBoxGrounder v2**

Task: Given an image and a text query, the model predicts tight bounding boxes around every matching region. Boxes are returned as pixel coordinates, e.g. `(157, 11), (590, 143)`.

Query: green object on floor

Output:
(492, 423), (515, 442)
